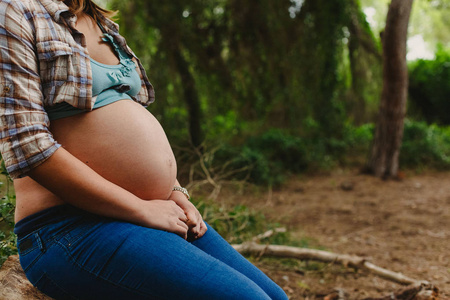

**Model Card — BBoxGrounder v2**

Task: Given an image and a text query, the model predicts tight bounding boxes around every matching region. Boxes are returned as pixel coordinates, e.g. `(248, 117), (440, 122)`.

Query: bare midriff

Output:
(13, 100), (177, 222)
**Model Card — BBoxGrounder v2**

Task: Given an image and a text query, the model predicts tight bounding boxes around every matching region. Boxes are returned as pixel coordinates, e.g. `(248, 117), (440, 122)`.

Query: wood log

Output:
(232, 242), (427, 286)
(0, 255), (53, 300)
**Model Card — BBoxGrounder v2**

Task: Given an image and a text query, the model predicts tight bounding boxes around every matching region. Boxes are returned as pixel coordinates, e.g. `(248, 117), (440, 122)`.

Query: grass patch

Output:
(192, 196), (295, 245)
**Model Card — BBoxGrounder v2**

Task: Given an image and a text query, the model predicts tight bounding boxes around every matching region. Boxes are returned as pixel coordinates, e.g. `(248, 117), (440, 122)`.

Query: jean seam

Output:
(20, 250), (43, 273)
(34, 232), (45, 252)
(54, 240), (165, 300)
(21, 239), (59, 273)
(18, 245), (39, 256)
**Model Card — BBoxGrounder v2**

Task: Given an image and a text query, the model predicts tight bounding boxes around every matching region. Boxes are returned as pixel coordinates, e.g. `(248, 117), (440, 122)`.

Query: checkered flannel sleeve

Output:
(0, 1), (60, 179)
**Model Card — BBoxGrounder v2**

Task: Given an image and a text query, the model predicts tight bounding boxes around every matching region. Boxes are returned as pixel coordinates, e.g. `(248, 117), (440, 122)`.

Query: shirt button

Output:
(3, 86), (10, 93)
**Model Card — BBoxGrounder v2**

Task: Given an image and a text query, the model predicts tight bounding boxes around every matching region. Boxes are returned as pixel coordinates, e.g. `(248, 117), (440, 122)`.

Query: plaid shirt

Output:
(0, 0), (155, 179)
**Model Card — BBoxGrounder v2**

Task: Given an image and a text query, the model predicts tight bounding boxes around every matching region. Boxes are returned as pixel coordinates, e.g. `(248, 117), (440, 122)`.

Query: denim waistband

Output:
(14, 205), (86, 237)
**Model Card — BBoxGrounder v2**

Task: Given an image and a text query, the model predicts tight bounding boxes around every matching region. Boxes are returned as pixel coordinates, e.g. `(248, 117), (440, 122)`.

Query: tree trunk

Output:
(142, 1), (205, 148)
(171, 45), (204, 148)
(366, 0), (414, 178)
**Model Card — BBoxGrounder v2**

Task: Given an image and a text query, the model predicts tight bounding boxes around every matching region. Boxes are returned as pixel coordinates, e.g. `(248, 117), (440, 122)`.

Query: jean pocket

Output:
(34, 272), (78, 300)
(17, 233), (45, 273)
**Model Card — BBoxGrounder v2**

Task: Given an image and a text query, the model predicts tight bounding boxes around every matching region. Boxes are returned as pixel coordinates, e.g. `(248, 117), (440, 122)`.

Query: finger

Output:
(181, 214), (189, 223)
(176, 221), (189, 239)
(191, 211), (203, 237)
(196, 212), (203, 231)
(190, 221), (205, 240)
(185, 211), (198, 227)
(187, 226), (199, 240)
(197, 221), (207, 238)
(169, 200), (187, 214)
(193, 220), (201, 236)
(176, 208), (188, 222)
(177, 219), (189, 230)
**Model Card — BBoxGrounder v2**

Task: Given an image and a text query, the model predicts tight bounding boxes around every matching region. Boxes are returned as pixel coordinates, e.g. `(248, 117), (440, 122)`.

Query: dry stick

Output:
(231, 242), (427, 286)
(252, 228), (287, 242)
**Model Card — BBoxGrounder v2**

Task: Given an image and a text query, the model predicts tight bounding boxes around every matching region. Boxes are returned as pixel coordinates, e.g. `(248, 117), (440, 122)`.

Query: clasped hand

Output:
(169, 191), (208, 241)
(138, 193), (207, 241)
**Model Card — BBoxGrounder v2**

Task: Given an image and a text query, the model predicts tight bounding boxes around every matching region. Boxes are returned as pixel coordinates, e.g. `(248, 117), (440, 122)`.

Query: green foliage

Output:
(246, 129), (309, 173)
(111, 0), (383, 145)
(192, 197), (293, 245)
(0, 199), (15, 228)
(206, 110), (242, 141)
(204, 125), (375, 186)
(408, 46), (450, 124)
(360, 0), (450, 54)
(194, 120), (450, 186)
(0, 173), (17, 266)
(211, 129), (308, 186)
(0, 230), (17, 267)
(400, 120), (450, 168)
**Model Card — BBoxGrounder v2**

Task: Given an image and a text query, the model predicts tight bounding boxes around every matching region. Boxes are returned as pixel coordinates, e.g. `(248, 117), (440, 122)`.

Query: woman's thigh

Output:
(192, 224), (288, 300)
(19, 216), (272, 300)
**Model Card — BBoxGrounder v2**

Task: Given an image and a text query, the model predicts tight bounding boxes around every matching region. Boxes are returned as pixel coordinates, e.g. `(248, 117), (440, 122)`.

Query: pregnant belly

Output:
(50, 100), (177, 200)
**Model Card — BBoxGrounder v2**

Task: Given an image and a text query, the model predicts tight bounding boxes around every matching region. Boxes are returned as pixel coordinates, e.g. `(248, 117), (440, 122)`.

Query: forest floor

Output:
(215, 170), (450, 299)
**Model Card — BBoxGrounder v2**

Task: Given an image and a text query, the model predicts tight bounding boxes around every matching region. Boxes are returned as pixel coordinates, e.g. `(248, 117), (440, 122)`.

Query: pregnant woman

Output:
(0, 0), (288, 299)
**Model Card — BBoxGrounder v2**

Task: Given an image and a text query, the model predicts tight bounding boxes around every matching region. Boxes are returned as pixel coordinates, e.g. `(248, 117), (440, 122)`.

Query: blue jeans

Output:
(15, 205), (288, 300)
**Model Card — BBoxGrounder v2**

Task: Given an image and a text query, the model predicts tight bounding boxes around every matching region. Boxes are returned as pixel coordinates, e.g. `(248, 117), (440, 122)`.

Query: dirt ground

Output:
(217, 170), (450, 299)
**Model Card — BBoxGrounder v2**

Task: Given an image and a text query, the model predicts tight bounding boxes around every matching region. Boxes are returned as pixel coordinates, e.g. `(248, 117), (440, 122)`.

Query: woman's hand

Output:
(169, 191), (207, 241)
(138, 200), (190, 239)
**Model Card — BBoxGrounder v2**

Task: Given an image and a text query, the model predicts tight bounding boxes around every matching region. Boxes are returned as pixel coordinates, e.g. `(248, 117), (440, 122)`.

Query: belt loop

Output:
(34, 232), (46, 253)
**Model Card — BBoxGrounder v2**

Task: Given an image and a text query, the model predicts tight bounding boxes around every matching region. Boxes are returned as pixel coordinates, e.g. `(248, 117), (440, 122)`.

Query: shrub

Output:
(408, 46), (450, 124)
(192, 197), (292, 245)
(400, 120), (450, 169)
(0, 181), (17, 266)
(245, 128), (309, 174)
(212, 144), (282, 186)
(212, 129), (309, 186)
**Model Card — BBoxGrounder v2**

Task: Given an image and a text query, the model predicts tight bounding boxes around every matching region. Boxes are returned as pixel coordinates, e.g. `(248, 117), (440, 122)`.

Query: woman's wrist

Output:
(172, 186), (190, 200)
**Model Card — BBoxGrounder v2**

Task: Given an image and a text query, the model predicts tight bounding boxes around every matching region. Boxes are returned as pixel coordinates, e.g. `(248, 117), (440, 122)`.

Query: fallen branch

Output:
(362, 282), (439, 300)
(231, 242), (427, 286)
(252, 228), (286, 242)
(321, 283), (438, 300)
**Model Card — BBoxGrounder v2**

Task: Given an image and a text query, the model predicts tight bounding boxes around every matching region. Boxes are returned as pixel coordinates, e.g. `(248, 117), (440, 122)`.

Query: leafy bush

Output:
(0, 230), (17, 266)
(211, 129), (309, 186)
(0, 193), (17, 266)
(400, 120), (450, 169)
(245, 129), (309, 173)
(207, 120), (450, 185)
(207, 125), (374, 186)
(408, 46), (450, 124)
(192, 197), (293, 245)
(0, 160), (17, 267)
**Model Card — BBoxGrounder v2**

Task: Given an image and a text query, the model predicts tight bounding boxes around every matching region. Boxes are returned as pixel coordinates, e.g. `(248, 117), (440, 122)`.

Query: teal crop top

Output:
(46, 22), (142, 120)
